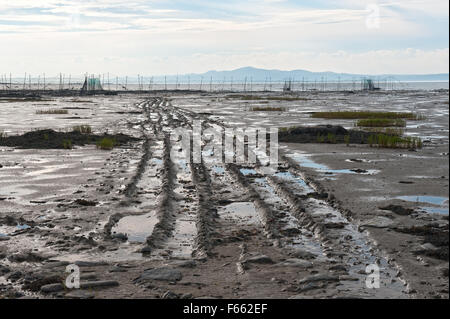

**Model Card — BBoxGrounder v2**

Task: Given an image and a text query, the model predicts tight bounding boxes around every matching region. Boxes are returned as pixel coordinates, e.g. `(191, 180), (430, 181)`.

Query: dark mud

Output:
(394, 224), (449, 261)
(0, 129), (139, 149)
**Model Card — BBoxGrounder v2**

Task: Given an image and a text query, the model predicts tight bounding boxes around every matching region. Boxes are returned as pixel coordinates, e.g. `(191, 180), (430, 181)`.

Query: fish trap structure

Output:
(80, 75), (104, 95)
(362, 78), (380, 91)
(283, 79), (292, 92)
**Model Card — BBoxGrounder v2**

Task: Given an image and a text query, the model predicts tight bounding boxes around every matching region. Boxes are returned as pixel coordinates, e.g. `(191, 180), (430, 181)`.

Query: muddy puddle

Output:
(396, 195), (449, 215)
(274, 171), (313, 193)
(112, 212), (158, 243)
(219, 202), (262, 226)
(286, 152), (379, 176)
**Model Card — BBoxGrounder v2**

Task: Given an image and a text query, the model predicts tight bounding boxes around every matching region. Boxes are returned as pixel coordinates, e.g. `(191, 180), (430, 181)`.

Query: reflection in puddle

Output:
(17, 224), (31, 230)
(240, 168), (257, 176)
(220, 202), (261, 226)
(396, 196), (449, 215)
(212, 166), (225, 174)
(151, 158), (163, 165)
(287, 153), (379, 175)
(396, 195), (448, 206)
(274, 171), (313, 193)
(112, 212), (158, 243)
(420, 207), (449, 215)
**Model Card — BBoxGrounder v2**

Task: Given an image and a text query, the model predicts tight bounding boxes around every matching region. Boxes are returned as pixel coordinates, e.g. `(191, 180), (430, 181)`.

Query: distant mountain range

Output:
(150, 66), (449, 83)
(18, 67), (447, 85)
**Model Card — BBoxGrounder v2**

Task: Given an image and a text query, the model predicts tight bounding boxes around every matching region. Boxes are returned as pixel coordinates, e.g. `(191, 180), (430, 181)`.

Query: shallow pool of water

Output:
(220, 202), (261, 226)
(396, 195), (448, 206)
(112, 212), (158, 243)
(420, 207), (449, 215)
(287, 153), (379, 175)
(240, 168), (257, 176)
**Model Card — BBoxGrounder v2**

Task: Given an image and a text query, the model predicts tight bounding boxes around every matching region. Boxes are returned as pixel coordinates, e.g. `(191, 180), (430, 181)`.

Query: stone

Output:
(170, 260), (197, 268)
(74, 260), (108, 267)
(8, 251), (47, 263)
(276, 258), (313, 269)
(79, 280), (119, 289)
(41, 283), (64, 293)
(298, 274), (340, 285)
(74, 199), (98, 206)
(297, 282), (323, 293)
(379, 205), (415, 216)
(135, 267), (183, 283)
(290, 249), (316, 260)
(329, 264), (348, 272)
(243, 255), (274, 264)
(0, 264), (10, 276)
(360, 216), (395, 228)
(111, 233), (128, 241)
(161, 291), (179, 299)
(42, 261), (70, 269)
(65, 290), (95, 299)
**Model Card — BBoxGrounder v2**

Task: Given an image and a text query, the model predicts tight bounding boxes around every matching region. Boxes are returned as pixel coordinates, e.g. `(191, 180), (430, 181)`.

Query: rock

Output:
(339, 275), (359, 281)
(324, 222), (347, 229)
(297, 282), (323, 293)
(0, 264), (10, 275)
(276, 259), (313, 269)
(420, 243), (440, 251)
(134, 267), (183, 283)
(298, 274), (340, 285)
(140, 246), (152, 253)
(379, 205), (415, 216)
(6, 271), (22, 281)
(109, 266), (127, 273)
(161, 291), (179, 299)
(74, 199), (98, 206)
(74, 260), (108, 267)
(65, 290), (95, 299)
(0, 247), (6, 259)
(80, 274), (98, 281)
(243, 255), (274, 264)
(24, 275), (63, 292)
(111, 233), (128, 241)
(350, 169), (368, 174)
(360, 216), (395, 228)
(42, 261), (70, 269)
(329, 264), (348, 272)
(289, 294), (314, 299)
(41, 283), (64, 293)
(0, 236), (10, 241)
(169, 260), (197, 268)
(290, 249), (316, 260)
(8, 251), (47, 263)
(80, 281), (119, 289)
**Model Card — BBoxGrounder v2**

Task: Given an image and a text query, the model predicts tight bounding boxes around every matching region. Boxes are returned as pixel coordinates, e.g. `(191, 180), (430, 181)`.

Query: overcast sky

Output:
(0, 0), (448, 76)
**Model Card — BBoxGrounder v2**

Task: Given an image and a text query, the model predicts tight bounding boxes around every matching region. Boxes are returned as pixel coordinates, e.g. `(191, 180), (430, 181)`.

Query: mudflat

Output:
(0, 90), (448, 299)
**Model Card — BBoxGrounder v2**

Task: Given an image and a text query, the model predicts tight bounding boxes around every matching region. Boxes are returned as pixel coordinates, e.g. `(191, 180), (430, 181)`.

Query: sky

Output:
(0, 0), (448, 76)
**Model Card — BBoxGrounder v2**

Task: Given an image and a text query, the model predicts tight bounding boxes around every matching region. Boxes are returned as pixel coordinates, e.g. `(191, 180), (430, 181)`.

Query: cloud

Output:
(0, 0), (447, 74)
